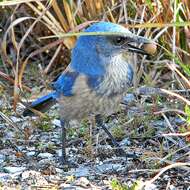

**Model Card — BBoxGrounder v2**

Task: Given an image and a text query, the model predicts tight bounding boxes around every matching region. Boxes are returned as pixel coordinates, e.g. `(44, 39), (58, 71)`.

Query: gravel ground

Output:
(0, 93), (190, 190)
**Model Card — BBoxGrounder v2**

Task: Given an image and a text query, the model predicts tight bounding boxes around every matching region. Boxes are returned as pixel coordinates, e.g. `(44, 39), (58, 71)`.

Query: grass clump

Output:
(110, 178), (145, 190)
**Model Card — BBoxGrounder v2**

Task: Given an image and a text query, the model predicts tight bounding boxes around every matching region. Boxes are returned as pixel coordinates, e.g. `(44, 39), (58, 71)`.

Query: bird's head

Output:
(71, 22), (155, 76)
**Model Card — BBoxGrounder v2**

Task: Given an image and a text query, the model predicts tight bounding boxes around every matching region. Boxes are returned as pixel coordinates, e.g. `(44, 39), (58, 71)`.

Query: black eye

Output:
(114, 36), (125, 45)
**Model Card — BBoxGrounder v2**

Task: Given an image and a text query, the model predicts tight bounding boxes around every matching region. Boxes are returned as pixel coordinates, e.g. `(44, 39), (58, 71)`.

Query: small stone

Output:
(52, 119), (61, 127)
(22, 170), (40, 179)
(38, 152), (53, 159)
(169, 185), (177, 190)
(56, 149), (62, 157)
(120, 138), (131, 146)
(21, 170), (48, 186)
(96, 163), (123, 173)
(26, 151), (36, 157)
(10, 116), (22, 122)
(144, 183), (158, 190)
(152, 120), (165, 128)
(0, 154), (5, 163)
(68, 166), (91, 177)
(4, 166), (26, 174)
(123, 93), (136, 104)
(55, 167), (63, 174)
(74, 177), (90, 188)
(0, 124), (5, 129)
(0, 173), (12, 183)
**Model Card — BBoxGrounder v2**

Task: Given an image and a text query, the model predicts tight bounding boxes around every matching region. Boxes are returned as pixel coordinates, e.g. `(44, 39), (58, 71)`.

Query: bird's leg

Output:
(60, 119), (67, 165)
(60, 120), (77, 169)
(95, 114), (137, 159)
(95, 114), (120, 147)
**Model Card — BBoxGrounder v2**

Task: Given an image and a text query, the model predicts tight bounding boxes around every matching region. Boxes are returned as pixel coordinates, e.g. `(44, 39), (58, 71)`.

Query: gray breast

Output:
(58, 75), (125, 121)
(59, 56), (134, 121)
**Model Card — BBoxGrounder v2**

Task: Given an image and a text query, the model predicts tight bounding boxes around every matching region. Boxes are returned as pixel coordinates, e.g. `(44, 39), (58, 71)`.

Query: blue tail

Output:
(23, 91), (57, 116)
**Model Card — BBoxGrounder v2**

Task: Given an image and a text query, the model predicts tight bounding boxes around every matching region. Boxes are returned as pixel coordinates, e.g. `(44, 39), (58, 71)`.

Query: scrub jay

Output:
(23, 22), (153, 164)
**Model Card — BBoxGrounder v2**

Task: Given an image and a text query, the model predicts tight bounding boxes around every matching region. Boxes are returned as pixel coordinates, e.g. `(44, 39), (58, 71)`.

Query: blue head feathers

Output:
(70, 22), (133, 77)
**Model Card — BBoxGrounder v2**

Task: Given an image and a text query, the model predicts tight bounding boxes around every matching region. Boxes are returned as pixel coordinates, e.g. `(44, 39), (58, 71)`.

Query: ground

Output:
(0, 90), (189, 190)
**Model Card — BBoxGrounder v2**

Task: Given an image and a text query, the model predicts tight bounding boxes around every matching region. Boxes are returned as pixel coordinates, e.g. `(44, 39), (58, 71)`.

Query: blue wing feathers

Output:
(23, 71), (79, 116)
(23, 91), (57, 116)
(31, 91), (57, 107)
(53, 71), (79, 96)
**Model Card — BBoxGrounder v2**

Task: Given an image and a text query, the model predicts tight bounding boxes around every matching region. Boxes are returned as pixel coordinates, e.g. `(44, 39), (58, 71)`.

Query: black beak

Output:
(123, 35), (154, 55)
(127, 43), (149, 55)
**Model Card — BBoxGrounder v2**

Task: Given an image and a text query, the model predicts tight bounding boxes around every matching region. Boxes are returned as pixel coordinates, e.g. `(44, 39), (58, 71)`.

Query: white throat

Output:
(97, 54), (133, 96)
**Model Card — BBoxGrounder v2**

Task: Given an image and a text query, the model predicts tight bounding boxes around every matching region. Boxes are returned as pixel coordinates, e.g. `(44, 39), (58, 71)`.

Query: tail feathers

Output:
(23, 92), (57, 116)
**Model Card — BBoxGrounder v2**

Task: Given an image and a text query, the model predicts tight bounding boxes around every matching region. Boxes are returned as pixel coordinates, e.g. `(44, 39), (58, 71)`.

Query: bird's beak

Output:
(123, 35), (156, 55)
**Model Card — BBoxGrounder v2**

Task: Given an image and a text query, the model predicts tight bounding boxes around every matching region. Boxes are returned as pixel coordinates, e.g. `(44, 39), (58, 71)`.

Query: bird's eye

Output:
(114, 36), (125, 46)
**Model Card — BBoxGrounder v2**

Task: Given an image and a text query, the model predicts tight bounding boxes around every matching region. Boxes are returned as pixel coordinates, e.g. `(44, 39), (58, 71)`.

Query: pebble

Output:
(120, 138), (131, 146)
(22, 170), (40, 179)
(152, 120), (165, 128)
(0, 124), (5, 129)
(0, 154), (5, 163)
(56, 149), (62, 157)
(26, 151), (36, 157)
(74, 177), (91, 188)
(0, 173), (12, 183)
(123, 93), (136, 104)
(10, 116), (22, 122)
(69, 166), (91, 177)
(144, 183), (158, 190)
(21, 170), (48, 186)
(96, 163), (123, 173)
(38, 152), (53, 159)
(4, 166), (26, 174)
(169, 185), (177, 190)
(52, 119), (61, 127)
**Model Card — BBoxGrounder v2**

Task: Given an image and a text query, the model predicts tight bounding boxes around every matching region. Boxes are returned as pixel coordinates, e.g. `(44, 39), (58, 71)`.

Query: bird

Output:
(23, 21), (154, 165)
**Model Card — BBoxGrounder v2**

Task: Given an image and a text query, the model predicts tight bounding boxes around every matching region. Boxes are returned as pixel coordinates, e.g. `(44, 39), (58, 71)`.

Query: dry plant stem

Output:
(172, 0), (177, 68)
(0, 111), (21, 133)
(17, 1), (52, 88)
(154, 109), (186, 115)
(89, 119), (93, 157)
(161, 88), (190, 105)
(69, 21), (97, 33)
(51, 0), (69, 31)
(161, 113), (175, 133)
(124, 22), (190, 29)
(136, 87), (190, 106)
(159, 144), (190, 164)
(167, 63), (190, 88)
(0, 71), (31, 92)
(145, 162), (190, 186)
(0, 0), (46, 6)
(162, 132), (190, 137)
(129, 169), (159, 174)
(166, 180), (171, 190)
(44, 44), (62, 74)
(35, 1), (63, 32)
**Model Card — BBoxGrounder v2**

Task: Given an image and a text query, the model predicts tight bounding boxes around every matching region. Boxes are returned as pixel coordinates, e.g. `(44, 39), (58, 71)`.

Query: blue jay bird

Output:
(23, 22), (153, 164)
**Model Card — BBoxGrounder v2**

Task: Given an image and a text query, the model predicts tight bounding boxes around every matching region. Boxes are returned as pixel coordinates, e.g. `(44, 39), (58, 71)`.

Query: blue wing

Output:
(23, 70), (79, 116)
(53, 71), (79, 96)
